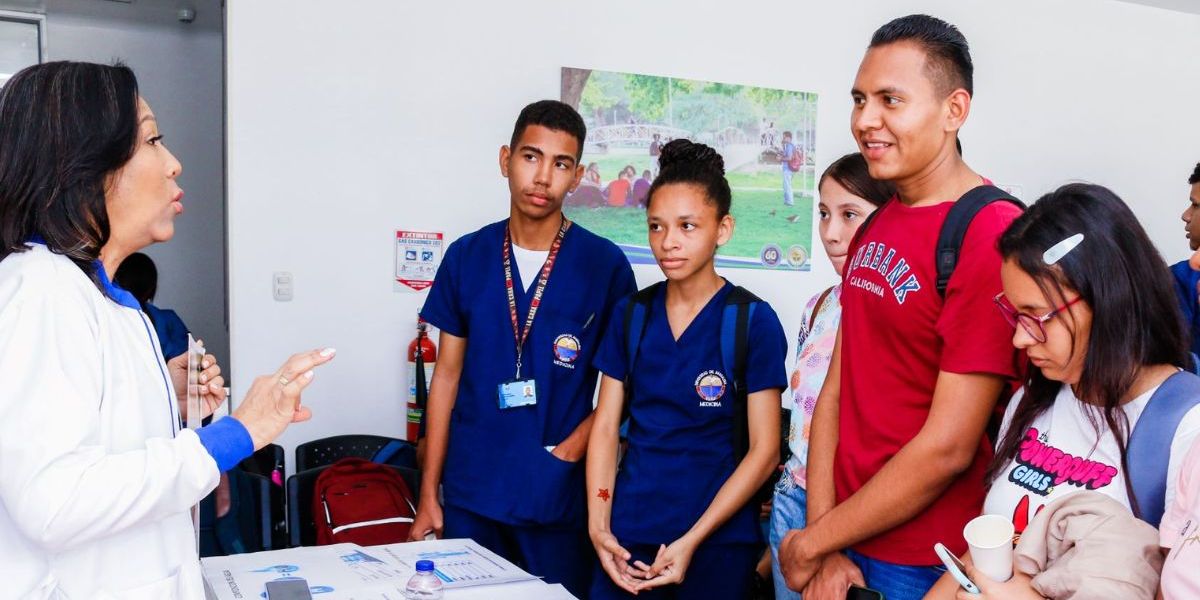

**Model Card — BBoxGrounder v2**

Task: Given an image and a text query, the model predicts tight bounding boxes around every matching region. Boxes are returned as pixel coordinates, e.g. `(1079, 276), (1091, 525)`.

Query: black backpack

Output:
(852, 184), (1024, 296)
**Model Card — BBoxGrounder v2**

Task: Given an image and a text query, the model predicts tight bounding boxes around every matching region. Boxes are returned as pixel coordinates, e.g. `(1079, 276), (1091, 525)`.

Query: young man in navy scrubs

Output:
(1171, 162), (1200, 355)
(411, 100), (636, 597)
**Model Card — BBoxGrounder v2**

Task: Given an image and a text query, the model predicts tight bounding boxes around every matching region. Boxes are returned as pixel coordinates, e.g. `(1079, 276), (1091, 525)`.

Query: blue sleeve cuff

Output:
(195, 417), (254, 473)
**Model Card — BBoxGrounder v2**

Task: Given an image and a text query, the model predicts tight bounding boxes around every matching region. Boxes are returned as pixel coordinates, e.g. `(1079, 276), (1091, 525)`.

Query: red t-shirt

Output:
(835, 192), (1021, 565)
(607, 179), (631, 207)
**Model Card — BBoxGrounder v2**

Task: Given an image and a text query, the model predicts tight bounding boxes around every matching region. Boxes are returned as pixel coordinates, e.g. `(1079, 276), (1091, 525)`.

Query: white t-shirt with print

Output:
(983, 382), (1200, 533)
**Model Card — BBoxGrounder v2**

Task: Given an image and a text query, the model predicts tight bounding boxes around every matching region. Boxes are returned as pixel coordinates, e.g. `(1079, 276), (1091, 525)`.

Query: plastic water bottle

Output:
(404, 560), (444, 599)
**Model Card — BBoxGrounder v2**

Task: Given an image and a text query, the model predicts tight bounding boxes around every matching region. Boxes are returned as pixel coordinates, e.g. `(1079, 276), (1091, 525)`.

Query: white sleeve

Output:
(1165, 404), (1200, 514)
(995, 387), (1026, 451)
(0, 273), (219, 553)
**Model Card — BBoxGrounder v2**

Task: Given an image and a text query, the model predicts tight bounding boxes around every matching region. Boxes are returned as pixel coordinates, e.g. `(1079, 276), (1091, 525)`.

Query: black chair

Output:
(286, 463), (421, 547)
(238, 444), (287, 550)
(199, 469), (273, 556)
(294, 434), (409, 472)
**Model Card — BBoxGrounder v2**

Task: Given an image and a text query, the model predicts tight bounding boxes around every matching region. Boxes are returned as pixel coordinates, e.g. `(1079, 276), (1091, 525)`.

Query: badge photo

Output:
(695, 370), (728, 407)
(553, 334), (580, 368)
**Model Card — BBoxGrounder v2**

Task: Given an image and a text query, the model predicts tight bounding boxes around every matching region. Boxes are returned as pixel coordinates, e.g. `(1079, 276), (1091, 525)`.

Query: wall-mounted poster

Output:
(394, 230), (443, 292)
(561, 67), (817, 270)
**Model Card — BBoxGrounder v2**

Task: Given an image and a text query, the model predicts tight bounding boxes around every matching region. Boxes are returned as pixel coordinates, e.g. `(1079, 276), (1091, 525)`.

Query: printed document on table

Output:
(202, 543), (410, 600)
(371, 538), (537, 589)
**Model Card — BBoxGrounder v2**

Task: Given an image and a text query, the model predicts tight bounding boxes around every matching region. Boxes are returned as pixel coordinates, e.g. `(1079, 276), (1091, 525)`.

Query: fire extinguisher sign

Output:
(394, 230), (444, 292)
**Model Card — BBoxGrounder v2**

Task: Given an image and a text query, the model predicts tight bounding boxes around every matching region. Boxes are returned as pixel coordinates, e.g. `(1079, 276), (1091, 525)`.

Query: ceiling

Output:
(0, 0), (222, 32)
(1114, 0), (1200, 15)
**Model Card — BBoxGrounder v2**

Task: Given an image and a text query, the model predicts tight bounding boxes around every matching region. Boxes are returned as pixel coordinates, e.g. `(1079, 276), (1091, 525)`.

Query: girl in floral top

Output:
(768, 153), (894, 599)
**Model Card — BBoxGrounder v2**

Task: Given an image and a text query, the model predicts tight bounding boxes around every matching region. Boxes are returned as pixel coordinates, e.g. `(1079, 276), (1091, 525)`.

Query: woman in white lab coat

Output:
(0, 61), (335, 599)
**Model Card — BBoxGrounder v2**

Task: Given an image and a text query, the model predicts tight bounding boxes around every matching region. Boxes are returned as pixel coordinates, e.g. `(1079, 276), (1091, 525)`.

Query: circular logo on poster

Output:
(760, 244), (783, 267)
(787, 245), (809, 268)
(694, 370), (728, 406)
(553, 334), (581, 364)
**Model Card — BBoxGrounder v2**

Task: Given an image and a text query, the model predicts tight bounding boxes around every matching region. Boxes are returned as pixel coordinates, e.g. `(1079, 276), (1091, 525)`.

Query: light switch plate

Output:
(273, 271), (293, 301)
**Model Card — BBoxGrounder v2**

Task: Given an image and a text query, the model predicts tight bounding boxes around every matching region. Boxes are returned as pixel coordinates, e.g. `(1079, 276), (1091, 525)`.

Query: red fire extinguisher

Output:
(407, 317), (437, 441)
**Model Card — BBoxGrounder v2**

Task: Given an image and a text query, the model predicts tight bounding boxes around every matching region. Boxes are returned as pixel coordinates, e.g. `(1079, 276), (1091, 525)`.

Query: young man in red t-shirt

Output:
(778, 15), (1021, 600)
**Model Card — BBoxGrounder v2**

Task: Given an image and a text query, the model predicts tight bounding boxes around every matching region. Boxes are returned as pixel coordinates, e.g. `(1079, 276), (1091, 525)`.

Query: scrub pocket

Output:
(509, 445), (584, 526)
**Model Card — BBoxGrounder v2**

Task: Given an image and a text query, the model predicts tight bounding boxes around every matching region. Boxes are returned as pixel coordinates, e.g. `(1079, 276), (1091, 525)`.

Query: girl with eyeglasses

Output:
(926, 183), (1200, 599)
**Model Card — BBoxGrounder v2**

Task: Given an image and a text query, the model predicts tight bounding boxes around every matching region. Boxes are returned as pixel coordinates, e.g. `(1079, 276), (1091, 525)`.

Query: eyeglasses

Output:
(993, 292), (1083, 343)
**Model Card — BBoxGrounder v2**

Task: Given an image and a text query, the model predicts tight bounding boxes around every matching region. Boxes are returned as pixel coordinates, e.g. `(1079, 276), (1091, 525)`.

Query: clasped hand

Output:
(593, 531), (699, 595)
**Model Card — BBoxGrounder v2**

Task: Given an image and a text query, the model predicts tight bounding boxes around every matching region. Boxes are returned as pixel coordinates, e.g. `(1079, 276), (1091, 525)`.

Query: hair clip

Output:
(1043, 233), (1084, 265)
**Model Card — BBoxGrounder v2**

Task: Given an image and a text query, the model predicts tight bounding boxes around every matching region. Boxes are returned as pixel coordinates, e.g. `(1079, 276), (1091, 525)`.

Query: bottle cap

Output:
(415, 559), (435, 572)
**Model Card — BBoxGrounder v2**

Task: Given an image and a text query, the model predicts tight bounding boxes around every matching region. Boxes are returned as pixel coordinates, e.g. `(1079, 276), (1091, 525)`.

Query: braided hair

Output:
(647, 139), (732, 218)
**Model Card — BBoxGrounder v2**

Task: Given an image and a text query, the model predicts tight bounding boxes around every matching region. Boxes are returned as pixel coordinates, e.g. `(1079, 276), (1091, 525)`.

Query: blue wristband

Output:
(195, 417), (255, 472)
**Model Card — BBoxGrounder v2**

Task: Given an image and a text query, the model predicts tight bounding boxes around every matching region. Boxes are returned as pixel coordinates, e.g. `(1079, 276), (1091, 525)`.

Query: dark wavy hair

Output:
(986, 183), (1189, 518)
(0, 61), (141, 291)
(818, 153), (894, 208)
(647, 139), (732, 218)
(1189, 162), (1199, 185)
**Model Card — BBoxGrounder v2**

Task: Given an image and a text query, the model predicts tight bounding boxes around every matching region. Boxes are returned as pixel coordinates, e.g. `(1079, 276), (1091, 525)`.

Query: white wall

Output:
(3, 0), (230, 363)
(226, 0), (1200, 462)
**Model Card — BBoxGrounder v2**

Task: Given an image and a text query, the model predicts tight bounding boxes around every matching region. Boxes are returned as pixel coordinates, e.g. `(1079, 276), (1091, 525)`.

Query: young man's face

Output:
(1180, 182), (1200, 251)
(499, 124), (584, 221)
(851, 41), (963, 183)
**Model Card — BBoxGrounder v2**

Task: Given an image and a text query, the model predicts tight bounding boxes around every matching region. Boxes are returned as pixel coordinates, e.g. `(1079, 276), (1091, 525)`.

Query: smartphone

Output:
(934, 542), (981, 595)
(264, 578), (313, 600)
(846, 585), (884, 600)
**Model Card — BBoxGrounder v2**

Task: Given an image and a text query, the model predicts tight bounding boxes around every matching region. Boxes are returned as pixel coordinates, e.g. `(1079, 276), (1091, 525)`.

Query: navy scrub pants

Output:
(443, 503), (593, 598)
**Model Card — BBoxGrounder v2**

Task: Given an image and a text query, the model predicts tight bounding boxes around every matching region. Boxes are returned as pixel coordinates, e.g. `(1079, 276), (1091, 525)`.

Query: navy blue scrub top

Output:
(593, 281), (788, 546)
(1171, 259), (1200, 356)
(420, 219), (636, 527)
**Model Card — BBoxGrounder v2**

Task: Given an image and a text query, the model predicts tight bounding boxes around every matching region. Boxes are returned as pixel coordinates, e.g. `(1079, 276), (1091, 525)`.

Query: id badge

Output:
(498, 379), (538, 409)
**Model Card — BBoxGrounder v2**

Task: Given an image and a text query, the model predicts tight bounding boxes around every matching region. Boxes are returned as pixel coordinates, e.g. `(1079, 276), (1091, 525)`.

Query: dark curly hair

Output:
(647, 139), (732, 218)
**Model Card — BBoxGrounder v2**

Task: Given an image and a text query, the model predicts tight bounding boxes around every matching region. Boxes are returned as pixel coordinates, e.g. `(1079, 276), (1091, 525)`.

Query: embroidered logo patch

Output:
(553, 334), (580, 369)
(695, 370), (727, 407)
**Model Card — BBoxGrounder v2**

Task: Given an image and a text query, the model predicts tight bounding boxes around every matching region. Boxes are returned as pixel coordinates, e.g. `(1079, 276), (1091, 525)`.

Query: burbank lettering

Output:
(848, 241), (921, 304)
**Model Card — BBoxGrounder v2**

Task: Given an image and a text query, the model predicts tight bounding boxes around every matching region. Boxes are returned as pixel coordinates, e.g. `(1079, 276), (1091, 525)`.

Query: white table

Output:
(201, 539), (578, 600)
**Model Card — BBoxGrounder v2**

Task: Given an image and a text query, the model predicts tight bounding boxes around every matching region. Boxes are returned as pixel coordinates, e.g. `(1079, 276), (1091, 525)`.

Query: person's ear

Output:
(945, 89), (971, 135)
(569, 162), (584, 193)
(716, 214), (735, 246)
(499, 145), (511, 178)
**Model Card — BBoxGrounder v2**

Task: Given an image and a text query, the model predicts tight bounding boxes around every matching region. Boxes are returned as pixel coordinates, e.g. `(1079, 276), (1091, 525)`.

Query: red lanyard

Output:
(503, 218), (570, 379)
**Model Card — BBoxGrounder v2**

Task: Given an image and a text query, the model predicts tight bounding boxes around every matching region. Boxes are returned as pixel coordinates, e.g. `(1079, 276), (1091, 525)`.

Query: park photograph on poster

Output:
(561, 67), (818, 270)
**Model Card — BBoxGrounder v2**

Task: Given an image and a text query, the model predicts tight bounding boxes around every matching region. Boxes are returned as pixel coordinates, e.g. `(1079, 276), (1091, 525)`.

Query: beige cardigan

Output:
(1013, 490), (1162, 599)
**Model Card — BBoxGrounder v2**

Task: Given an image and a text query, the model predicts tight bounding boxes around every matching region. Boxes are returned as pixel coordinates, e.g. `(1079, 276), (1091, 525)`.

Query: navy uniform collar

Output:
(95, 259), (141, 310)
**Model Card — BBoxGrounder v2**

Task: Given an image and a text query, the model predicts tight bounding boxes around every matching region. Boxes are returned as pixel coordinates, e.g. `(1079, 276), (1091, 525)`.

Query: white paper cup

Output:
(963, 514), (1014, 583)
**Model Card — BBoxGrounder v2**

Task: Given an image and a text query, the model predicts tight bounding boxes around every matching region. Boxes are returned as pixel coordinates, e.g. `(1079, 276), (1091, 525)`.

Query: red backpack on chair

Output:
(312, 458), (417, 546)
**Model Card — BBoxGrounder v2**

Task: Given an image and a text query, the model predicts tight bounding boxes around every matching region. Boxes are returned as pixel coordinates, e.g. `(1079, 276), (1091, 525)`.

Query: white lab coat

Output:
(0, 244), (219, 599)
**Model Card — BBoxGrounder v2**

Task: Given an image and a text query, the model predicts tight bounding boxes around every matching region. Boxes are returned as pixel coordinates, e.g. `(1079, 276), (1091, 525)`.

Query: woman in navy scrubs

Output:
(587, 140), (787, 599)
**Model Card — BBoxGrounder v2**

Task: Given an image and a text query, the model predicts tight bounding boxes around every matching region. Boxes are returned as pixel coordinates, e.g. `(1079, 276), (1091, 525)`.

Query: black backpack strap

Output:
(723, 286), (761, 462)
(621, 283), (663, 425)
(936, 185), (1024, 296)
